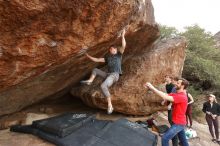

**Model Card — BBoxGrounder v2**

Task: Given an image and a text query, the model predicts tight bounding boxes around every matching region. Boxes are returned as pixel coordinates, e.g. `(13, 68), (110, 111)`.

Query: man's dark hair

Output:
(110, 45), (118, 49)
(179, 78), (189, 89)
(173, 76), (179, 81)
(165, 75), (173, 80)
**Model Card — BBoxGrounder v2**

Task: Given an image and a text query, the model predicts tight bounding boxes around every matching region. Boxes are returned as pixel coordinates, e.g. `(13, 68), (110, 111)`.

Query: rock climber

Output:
(80, 29), (127, 114)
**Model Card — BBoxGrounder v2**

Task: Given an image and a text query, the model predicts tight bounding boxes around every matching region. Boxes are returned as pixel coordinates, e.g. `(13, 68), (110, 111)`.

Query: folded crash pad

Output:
(32, 113), (94, 138)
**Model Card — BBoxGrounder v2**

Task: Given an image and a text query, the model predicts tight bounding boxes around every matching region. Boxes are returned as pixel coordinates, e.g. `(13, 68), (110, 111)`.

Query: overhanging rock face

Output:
(0, 0), (159, 116)
(71, 37), (187, 115)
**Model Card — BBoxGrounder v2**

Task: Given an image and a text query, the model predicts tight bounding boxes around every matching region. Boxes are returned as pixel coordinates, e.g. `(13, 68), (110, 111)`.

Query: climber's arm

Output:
(119, 29), (126, 54)
(86, 53), (105, 63)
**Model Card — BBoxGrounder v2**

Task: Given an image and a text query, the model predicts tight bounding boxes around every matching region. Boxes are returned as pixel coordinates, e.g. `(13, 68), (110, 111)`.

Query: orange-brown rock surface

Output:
(0, 0), (159, 116)
(71, 37), (187, 115)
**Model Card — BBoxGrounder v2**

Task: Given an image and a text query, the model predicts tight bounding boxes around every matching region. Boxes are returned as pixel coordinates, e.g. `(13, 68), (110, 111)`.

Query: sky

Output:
(152, 0), (220, 34)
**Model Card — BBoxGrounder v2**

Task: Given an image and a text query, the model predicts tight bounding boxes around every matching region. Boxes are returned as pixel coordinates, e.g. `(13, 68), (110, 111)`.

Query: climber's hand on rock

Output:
(85, 53), (90, 58)
(121, 29), (126, 37)
(85, 53), (92, 60)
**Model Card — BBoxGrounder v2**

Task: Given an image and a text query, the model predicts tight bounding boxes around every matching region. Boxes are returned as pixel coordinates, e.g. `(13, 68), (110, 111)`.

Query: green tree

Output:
(182, 25), (220, 89)
(181, 25), (217, 58)
(159, 24), (179, 38)
(160, 24), (220, 119)
(159, 24), (220, 89)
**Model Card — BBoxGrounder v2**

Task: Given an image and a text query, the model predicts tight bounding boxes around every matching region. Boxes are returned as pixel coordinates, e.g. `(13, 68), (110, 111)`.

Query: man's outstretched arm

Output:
(144, 82), (174, 102)
(86, 53), (105, 63)
(119, 29), (126, 54)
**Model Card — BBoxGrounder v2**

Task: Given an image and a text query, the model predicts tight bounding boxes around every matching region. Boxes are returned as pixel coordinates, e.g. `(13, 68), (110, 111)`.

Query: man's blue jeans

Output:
(162, 124), (189, 146)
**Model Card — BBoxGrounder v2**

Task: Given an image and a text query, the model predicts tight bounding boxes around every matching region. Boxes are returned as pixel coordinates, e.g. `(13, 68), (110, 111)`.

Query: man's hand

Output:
(206, 111), (211, 115)
(161, 100), (166, 106)
(85, 53), (92, 60)
(144, 82), (155, 90)
(212, 114), (217, 119)
(168, 104), (172, 110)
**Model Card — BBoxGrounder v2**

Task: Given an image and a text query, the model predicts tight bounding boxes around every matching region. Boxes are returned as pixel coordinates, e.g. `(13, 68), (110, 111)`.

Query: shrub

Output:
(159, 24), (220, 90)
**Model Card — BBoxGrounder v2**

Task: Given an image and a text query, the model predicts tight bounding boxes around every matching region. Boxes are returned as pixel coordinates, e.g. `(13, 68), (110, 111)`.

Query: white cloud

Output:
(152, 0), (220, 34)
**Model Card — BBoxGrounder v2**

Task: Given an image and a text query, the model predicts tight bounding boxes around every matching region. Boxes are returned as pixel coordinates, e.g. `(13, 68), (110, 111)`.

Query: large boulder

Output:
(71, 37), (187, 115)
(0, 0), (159, 116)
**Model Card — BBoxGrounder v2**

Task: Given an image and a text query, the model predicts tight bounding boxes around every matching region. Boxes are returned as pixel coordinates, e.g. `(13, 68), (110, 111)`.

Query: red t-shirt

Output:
(169, 92), (188, 125)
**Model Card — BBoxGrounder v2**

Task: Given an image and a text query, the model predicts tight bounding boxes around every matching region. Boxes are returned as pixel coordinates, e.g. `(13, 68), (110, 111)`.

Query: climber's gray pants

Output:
(92, 68), (119, 98)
